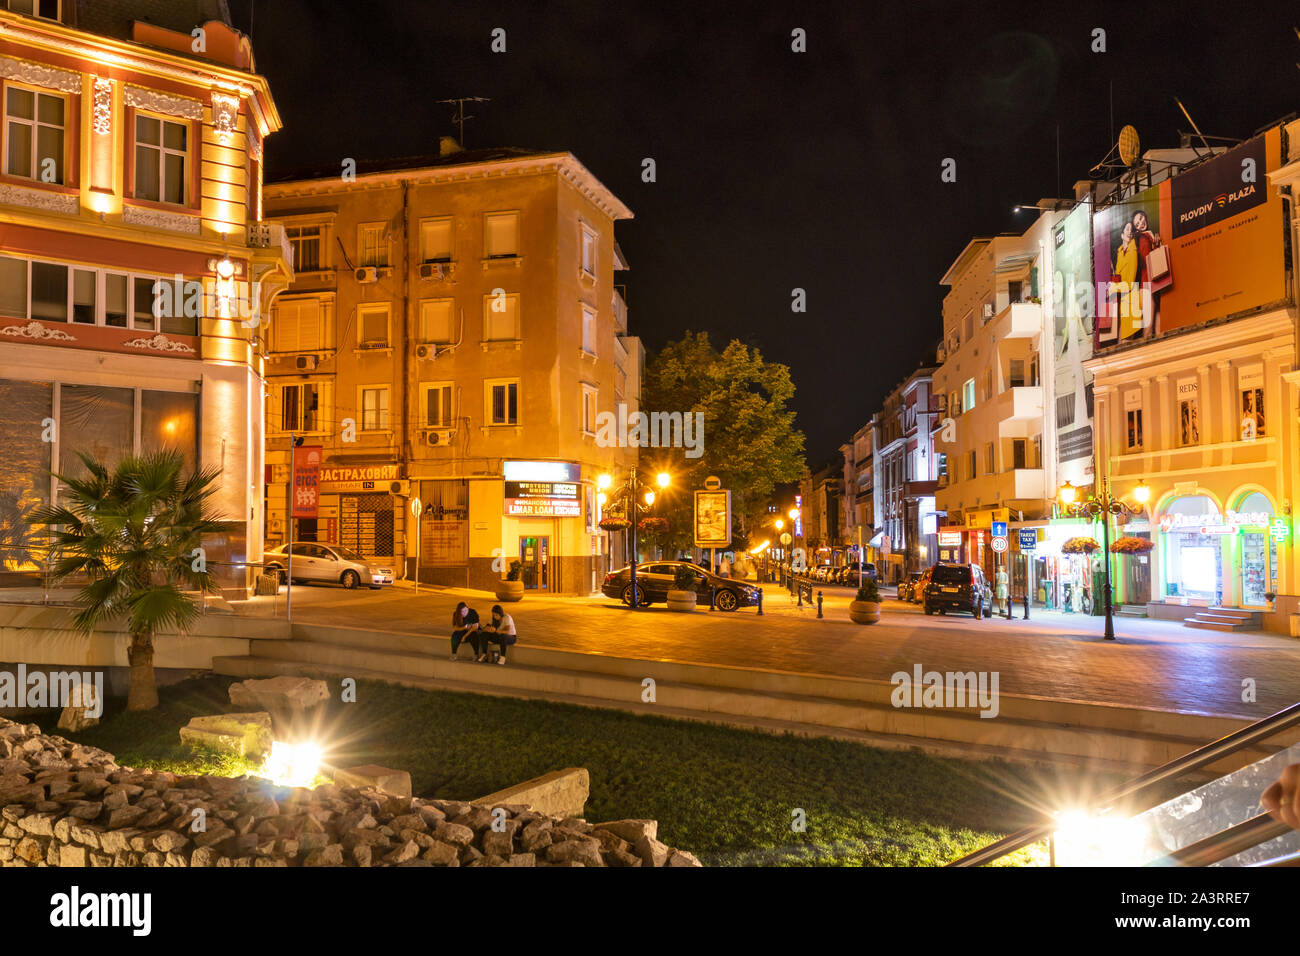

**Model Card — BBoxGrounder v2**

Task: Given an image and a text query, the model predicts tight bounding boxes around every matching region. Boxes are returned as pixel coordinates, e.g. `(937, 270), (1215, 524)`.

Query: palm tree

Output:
(32, 450), (237, 711)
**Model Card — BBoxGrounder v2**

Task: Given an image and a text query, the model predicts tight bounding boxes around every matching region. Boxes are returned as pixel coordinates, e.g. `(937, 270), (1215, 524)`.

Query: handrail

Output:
(947, 699), (1300, 867)
(1145, 813), (1292, 867)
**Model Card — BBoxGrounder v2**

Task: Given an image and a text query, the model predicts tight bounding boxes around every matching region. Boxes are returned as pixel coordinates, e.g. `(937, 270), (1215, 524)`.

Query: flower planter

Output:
(495, 580), (524, 603)
(849, 600), (881, 624)
(666, 589), (697, 612)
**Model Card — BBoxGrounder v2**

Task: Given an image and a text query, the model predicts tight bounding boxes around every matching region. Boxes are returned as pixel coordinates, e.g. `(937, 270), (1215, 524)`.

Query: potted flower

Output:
(849, 578), (881, 624)
(599, 516), (630, 532)
(495, 559), (524, 603)
(1110, 536), (1155, 554)
(667, 564), (699, 612)
(1061, 536), (1101, 555)
(637, 516), (668, 535)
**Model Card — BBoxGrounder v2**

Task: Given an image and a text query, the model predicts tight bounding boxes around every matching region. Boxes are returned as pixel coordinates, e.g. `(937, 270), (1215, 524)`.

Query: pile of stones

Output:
(0, 717), (702, 867)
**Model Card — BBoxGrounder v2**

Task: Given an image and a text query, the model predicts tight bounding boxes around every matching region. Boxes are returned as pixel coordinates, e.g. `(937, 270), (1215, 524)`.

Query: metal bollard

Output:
(757, 588), (763, 616)
(817, 590), (823, 618)
(797, 578), (803, 607)
(1023, 594), (1030, 620)
(711, 585), (717, 611)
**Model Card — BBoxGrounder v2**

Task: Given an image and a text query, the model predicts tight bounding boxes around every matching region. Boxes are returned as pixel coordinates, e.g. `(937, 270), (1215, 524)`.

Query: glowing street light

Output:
(643, 490), (655, 506)
(597, 473), (612, 491)
(656, 472), (671, 489)
(1056, 477), (1148, 641)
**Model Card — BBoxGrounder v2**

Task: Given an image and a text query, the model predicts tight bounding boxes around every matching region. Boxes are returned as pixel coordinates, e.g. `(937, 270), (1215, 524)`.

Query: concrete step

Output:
(1117, 605), (1148, 618)
(1185, 619), (1255, 632)
(210, 636), (1292, 773)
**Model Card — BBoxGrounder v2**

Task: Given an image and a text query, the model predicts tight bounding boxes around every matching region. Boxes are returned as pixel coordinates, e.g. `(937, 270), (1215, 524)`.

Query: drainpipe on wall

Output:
(401, 181), (412, 579)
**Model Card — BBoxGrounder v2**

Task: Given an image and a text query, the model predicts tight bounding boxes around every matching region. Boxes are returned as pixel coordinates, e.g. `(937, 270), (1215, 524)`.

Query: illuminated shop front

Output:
(1155, 492), (1287, 609)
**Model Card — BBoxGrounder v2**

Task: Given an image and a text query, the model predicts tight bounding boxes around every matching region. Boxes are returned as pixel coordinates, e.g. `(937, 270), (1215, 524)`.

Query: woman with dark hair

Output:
(479, 604), (517, 665)
(449, 601), (482, 661)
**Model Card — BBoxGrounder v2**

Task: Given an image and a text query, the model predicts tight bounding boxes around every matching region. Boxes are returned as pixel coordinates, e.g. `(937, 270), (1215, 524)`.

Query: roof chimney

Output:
(439, 136), (463, 157)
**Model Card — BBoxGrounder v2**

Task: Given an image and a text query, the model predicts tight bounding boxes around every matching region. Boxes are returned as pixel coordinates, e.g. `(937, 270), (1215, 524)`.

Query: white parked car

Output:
(263, 543), (394, 590)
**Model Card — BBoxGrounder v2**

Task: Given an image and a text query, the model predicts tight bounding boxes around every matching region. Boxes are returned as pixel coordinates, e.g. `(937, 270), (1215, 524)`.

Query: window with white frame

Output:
(422, 382), (454, 428)
(483, 293), (520, 341)
(1123, 390), (1143, 450)
(0, 255), (193, 332)
(4, 85), (65, 183)
(272, 296), (328, 352)
(486, 379), (519, 426)
(357, 303), (389, 348)
(286, 225), (324, 272)
(1238, 366), (1265, 438)
(358, 223), (389, 268)
(581, 384), (597, 435)
(278, 382), (325, 433)
(134, 114), (188, 205)
(360, 386), (389, 431)
(962, 378), (975, 413)
(581, 304), (596, 355)
(420, 217), (453, 262)
(484, 211), (519, 258)
(580, 224), (598, 275)
(419, 298), (455, 344)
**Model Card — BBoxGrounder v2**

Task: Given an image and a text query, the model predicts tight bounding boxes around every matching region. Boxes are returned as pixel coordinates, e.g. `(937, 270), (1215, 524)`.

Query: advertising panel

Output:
(291, 445), (322, 519)
(1051, 204), (1095, 486)
(1093, 128), (1286, 346)
(694, 489), (732, 548)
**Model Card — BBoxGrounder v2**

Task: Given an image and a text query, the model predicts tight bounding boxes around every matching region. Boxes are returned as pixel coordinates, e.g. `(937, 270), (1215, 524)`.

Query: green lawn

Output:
(37, 675), (1101, 866)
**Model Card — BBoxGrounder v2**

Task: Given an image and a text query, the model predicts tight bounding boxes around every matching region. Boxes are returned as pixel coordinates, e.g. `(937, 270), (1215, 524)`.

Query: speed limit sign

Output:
(991, 536), (1008, 554)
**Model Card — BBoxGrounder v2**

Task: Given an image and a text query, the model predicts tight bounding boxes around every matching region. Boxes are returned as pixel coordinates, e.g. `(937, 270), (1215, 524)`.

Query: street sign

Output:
(991, 521), (1008, 538)
(1018, 529), (1038, 550)
(991, 536), (1008, 554)
(704, 475), (722, 490)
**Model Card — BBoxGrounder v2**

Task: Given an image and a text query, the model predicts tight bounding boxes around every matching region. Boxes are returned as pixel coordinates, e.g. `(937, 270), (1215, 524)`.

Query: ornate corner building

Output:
(0, 1), (292, 598)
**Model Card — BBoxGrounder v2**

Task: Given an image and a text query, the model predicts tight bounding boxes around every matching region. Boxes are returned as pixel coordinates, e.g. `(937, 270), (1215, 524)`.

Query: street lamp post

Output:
(1057, 478), (1150, 640)
(600, 469), (670, 610)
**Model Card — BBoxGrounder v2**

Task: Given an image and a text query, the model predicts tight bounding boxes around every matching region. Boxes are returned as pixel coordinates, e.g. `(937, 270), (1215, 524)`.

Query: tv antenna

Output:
(436, 96), (490, 146)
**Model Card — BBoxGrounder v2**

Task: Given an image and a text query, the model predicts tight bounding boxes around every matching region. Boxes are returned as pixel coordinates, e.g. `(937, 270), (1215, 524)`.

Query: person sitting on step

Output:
(478, 604), (517, 665)
(449, 601), (482, 661)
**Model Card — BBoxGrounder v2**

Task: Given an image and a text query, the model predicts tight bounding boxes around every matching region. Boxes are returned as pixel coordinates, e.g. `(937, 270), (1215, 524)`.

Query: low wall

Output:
(0, 602), (288, 672)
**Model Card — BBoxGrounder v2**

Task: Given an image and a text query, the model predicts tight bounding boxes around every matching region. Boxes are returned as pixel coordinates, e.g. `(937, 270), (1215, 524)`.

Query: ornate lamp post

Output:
(599, 469), (670, 610)
(1057, 478), (1151, 640)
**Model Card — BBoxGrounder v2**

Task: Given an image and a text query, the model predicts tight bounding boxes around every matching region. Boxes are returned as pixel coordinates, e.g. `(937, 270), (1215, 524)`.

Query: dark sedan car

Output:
(601, 561), (761, 611)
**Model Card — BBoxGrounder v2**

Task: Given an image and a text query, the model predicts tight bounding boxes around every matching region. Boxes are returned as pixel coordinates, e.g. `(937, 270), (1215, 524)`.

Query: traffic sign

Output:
(991, 521), (1008, 538)
(1018, 528), (1038, 550)
(991, 536), (1008, 554)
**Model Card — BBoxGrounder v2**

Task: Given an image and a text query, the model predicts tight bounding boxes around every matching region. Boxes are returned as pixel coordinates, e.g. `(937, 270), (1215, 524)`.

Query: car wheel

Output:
(269, 567), (286, 584)
(715, 589), (739, 612)
(341, 570), (360, 590)
(621, 584), (650, 607)
(924, 603), (934, 615)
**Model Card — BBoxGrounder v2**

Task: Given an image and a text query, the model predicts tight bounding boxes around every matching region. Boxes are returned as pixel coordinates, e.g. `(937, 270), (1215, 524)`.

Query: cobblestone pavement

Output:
(232, 578), (1300, 720)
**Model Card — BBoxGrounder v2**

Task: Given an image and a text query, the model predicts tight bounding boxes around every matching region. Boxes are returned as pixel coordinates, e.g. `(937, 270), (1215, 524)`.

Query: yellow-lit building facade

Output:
(262, 142), (641, 595)
(0, 3), (291, 598)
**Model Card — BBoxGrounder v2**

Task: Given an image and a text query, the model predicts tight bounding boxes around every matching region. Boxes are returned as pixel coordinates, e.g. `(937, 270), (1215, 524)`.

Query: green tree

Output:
(32, 450), (236, 711)
(641, 331), (806, 554)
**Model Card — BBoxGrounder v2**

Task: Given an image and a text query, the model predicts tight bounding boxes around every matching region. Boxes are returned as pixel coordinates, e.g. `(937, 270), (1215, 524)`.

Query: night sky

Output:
(228, 0), (1299, 468)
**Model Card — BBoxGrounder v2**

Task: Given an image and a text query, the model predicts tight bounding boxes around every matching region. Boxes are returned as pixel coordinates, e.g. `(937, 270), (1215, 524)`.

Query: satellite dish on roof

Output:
(1118, 125), (1141, 166)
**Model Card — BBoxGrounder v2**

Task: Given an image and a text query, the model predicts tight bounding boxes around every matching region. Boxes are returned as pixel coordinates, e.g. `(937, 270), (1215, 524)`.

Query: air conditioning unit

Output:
(935, 345), (947, 363)
(388, 480), (410, 496)
(295, 355), (317, 371)
(419, 262), (447, 280)
(415, 344), (437, 361)
(982, 303), (995, 319)
(425, 429), (456, 447)
(355, 266), (379, 283)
